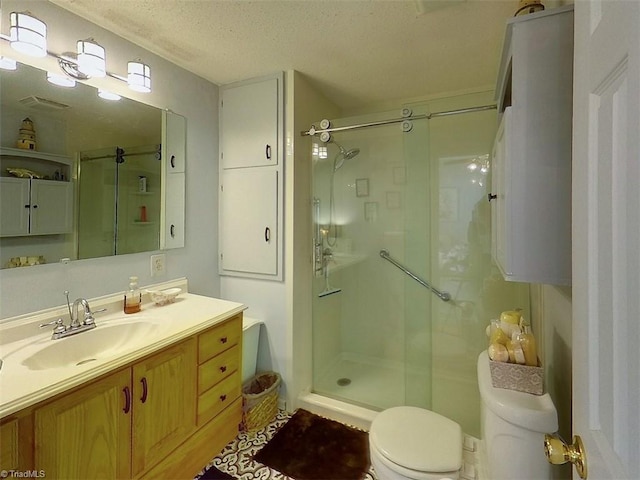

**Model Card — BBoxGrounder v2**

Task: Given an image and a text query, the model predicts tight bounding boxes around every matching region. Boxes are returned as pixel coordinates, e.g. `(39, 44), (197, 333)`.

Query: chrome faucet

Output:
(40, 292), (105, 340)
(71, 298), (92, 328)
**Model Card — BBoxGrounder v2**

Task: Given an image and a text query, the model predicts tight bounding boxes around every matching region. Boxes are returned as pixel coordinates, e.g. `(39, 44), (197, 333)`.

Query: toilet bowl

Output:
(369, 351), (559, 480)
(369, 406), (463, 480)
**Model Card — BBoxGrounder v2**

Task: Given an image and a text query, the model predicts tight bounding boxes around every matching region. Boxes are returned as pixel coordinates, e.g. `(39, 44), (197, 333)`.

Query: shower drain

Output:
(336, 377), (351, 387)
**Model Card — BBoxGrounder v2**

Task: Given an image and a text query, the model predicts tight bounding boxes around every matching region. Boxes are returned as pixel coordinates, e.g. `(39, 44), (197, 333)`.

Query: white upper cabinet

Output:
(160, 110), (186, 249)
(220, 76), (281, 169)
(490, 6), (573, 285)
(218, 73), (284, 280)
(162, 109), (186, 173)
(0, 148), (73, 238)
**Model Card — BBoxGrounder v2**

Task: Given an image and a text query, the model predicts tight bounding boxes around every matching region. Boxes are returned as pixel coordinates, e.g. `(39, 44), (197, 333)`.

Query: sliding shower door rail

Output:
(301, 104), (496, 137)
(379, 249), (451, 302)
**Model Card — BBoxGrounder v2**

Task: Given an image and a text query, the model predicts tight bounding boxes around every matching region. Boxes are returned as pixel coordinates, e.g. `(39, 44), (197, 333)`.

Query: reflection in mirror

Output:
(0, 61), (162, 269)
(77, 144), (161, 259)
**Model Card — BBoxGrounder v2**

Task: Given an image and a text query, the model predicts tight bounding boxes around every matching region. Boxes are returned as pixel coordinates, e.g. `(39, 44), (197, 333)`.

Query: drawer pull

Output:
(220, 365), (227, 373)
(220, 336), (228, 344)
(220, 394), (227, 402)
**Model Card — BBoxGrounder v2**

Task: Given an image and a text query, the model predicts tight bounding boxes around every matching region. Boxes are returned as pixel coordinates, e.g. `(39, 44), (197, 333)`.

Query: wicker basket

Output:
(489, 358), (543, 395)
(241, 372), (281, 432)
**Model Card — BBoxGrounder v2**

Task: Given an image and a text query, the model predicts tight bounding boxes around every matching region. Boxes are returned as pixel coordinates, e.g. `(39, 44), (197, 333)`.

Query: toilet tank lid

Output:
(477, 351), (558, 432)
(242, 316), (263, 331)
(370, 406), (462, 473)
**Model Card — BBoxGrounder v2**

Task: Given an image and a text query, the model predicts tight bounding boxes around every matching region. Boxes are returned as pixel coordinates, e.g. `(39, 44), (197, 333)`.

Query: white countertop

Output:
(0, 282), (245, 419)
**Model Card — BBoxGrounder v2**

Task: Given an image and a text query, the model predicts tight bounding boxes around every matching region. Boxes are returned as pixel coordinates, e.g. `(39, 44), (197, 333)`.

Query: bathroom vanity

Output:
(0, 280), (245, 479)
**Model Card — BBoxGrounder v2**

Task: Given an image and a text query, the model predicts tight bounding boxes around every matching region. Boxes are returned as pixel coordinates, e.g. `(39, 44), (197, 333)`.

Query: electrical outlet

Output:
(150, 254), (166, 277)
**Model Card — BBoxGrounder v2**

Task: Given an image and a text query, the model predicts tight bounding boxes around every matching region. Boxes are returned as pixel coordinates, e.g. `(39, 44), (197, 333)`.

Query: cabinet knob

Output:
(220, 365), (227, 373)
(220, 336), (228, 344)
(487, 193), (498, 202)
(219, 394), (227, 402)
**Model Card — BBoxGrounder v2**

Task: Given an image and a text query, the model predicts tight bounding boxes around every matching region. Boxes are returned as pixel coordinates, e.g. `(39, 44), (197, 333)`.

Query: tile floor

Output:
(195, 410), (377, 480)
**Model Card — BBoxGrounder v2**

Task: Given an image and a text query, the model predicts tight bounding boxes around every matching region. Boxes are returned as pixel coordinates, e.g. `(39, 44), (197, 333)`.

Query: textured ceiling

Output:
(49, 0), (520, 109)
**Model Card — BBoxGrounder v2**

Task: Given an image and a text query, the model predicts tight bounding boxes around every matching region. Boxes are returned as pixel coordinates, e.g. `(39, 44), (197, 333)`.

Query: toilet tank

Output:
(242, 317), (263, 384)
(477, 351), (558, 480)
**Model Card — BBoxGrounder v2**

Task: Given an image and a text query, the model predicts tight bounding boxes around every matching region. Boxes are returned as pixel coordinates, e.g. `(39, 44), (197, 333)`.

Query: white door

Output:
(572, 1), (639, 478)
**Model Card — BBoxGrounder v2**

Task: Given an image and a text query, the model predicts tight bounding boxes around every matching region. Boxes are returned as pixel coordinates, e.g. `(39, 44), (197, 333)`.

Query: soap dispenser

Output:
(124, 276), (141, 314)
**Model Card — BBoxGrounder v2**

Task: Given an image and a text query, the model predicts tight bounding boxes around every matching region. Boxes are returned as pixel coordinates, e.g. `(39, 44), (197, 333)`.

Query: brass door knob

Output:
(544, 433), (587, 479)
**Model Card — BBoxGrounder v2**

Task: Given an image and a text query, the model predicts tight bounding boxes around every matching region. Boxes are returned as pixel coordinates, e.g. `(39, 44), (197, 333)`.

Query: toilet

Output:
(242, 316), (263, 383)
(369, 406), (463, 480)
(369, 351), (558, 480)
(477, 350), (558, 480)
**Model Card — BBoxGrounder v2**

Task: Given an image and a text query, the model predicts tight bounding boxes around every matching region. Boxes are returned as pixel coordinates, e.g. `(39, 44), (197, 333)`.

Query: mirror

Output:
(0, 61), (164, 268)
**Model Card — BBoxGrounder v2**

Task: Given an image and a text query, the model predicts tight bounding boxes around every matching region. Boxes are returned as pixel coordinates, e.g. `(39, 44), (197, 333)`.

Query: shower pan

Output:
(307, 99), (530, 437)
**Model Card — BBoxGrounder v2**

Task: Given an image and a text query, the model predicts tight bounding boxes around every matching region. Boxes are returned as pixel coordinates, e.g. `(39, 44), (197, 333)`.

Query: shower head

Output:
(332, 141), (360, 171)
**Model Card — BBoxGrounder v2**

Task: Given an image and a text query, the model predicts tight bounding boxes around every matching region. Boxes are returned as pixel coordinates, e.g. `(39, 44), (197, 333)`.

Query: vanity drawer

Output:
(198, 315), (241, 364)
(198, 345), (239, 395)
(197, 372), (241, 426)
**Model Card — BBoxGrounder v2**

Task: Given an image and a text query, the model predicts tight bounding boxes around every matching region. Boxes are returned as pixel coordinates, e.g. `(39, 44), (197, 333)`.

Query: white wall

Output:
(0, 1), (221, 319)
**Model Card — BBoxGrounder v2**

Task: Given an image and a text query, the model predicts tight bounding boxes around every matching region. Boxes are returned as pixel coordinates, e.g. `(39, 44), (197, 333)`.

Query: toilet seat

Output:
(370, 406), (462, 476)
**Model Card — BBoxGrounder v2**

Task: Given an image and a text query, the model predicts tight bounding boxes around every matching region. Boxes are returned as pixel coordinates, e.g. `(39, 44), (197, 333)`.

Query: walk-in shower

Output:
(306, 96), (529, 437)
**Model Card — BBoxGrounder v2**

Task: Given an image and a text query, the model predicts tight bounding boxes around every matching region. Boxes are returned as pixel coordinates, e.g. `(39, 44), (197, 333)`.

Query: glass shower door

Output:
(311, 110), (419, 410)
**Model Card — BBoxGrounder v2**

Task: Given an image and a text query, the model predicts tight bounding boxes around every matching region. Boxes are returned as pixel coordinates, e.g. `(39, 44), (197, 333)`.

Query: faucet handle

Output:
(40, 318), (66, 334)
(83, 307), (106, 326)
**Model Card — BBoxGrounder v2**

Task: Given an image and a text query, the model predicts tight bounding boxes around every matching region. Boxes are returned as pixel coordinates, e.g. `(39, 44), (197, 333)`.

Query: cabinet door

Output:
(0, 177), (30, 236)
(220, 169), (278, 275)
(162, 110), (186, 173)
(491, 107), (510, 277)
(160, 110), (186, 250)
(34, 368), (132, 479)
(161, 172), (185, 249)
(30, 179), (73, 235)
(131, 338), (196, 476)
(221, 76), (280, 169)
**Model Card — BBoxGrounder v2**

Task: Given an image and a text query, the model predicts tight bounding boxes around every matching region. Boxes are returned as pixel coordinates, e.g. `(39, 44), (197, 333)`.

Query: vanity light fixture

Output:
(77, 38), (106, 77)
(0, 56), (18, 70)
(47, 72), (76, 87)
(98, 89), (121, 101)
(9, 12), (47, 58)
(127, 60), (151, 93)
(2, 11), (152, 94)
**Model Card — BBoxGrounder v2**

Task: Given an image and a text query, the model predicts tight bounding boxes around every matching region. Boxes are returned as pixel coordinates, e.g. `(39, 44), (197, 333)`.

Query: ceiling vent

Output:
(18, 95), (70, 110)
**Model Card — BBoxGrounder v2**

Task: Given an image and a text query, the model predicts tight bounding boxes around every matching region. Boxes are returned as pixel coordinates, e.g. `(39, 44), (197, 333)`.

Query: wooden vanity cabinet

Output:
(34, 368), (133, 479)
(21, 315), (243, 479)
(131, 340), (197, 476)
(0, 409), (34, 472)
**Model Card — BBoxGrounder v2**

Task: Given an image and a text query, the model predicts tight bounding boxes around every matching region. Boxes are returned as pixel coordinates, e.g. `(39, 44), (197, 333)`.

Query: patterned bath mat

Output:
(253, 408), (371, 480)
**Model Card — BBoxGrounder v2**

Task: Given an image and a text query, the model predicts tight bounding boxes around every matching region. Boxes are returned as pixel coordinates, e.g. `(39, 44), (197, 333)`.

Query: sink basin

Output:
(22, 321), (161, 371)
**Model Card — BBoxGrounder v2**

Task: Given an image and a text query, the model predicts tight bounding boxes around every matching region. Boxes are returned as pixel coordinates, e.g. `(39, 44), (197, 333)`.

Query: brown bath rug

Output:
(200, 465), (235, 480)
(253, 408), (370, 480)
